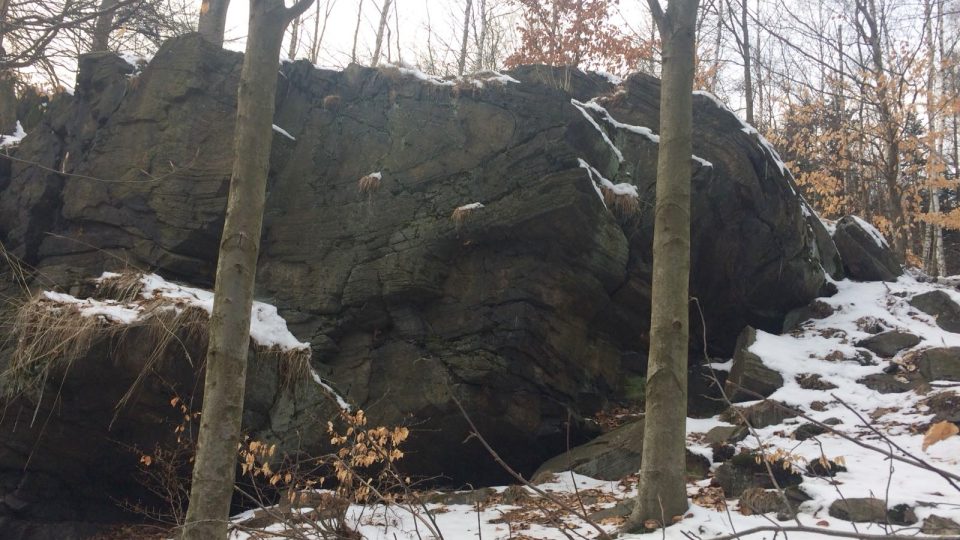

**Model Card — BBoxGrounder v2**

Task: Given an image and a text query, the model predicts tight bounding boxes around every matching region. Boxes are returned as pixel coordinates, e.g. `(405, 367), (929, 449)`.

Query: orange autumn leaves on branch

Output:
(505, 0), (656, 75)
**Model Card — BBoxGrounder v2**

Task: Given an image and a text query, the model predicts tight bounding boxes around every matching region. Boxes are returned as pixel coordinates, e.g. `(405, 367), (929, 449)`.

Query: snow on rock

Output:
(272, 124), (296, 141)
(850, 215), (890, 249)
(229, 274), (960, 539)
(39, 272), (310, 353)
(571, 98), (624, 161)
(0, 120), (27, 148)
(577, 158), (639, 204)
(455, 202), (485, 212)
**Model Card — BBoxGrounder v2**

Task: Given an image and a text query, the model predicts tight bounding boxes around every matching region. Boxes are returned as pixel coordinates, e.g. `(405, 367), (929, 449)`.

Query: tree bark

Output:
(351, 0), (364, 63)
(473, 0), (487, 72)
(622, 0), (699, 532)
(740, 0), (753, 125)
(371, 0), (391, 66)
(179, 0), (314, 538)
(458, 0), (473, 75)
(199, 0), (231, 47)
(91, 0), (119, 52)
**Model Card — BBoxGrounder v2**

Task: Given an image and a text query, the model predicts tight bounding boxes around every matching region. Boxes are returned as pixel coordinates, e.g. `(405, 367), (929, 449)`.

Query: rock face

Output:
(0, 35), (835, 526)
(831, 216), (902, 281)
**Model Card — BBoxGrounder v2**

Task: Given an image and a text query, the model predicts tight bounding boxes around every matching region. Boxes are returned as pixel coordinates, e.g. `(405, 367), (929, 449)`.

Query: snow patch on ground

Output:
(230, 274), (960, 539)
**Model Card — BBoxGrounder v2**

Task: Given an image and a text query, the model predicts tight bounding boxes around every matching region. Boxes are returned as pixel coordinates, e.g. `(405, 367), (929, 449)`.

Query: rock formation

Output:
(0, 33), (838, 529)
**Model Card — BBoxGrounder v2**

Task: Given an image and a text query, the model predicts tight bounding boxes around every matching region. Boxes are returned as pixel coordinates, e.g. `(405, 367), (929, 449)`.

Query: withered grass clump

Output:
(601, 187), (641, 218)
(1, 272), (311, 401)
(357, 173), (382, 194)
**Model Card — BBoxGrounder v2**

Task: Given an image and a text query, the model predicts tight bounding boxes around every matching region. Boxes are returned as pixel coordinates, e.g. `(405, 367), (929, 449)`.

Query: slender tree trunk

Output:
(199, 0), (231, 46)
(473, 0), (487, 72)
(287, 14), (300, 59)
(351, 0), (364, 63)
(179, 0), (314, 538)
(371, 0), (391, 66)
(0, 0), (12, 53)
(91, 0), (118, 52)
(623, 0), (699, 532)
(741, 0), (753, 125)
(458, 0), (473, 75)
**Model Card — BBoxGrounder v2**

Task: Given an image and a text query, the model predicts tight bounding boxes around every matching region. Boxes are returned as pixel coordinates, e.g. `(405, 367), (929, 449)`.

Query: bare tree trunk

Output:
(393, 1), (401, 65)
(309, 0), (335, 64)
(199, 0), (231, 46)
(287, 14), (300, 59)
(623, 0), (699, 532)
(473, 0), (487, 71)
(458, 0), (473, 75)
(351, 0), (364, 63)
(178, 0), (314, 538)
(0, 0), (9, 53)
(91, 0), (118, 51)
(371, 0), (391, 66)
(741, 0), (753, 125)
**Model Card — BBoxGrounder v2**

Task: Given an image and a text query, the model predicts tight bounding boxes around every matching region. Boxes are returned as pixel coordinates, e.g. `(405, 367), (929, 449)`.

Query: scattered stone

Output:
(823, 417), (842, 425)
(721, 401), (799, 429)
(792, 423), (828, 441)
(532, 420), (710, 482)
(831, 215), (903, 282)
(805, 458), (846, 477)
(712, 451), (802, 498)
(856, 316), (887, 334)
(500, 485), (530, 505)
(920, 392), (960, 424)
(856, 331), (920, 358)
(589, 499), (634, 522)
(711, 443), (736, 463)
(423, 487), (497, 506)
(921, 515), (960, 535)
(916, 348), (960, 382)
(910, 290), (960, 333)
(796, 373), (837, 391)
(725, 327), (785, 402)
(810, 401), (829, 412)
(783, 300), (836, 332)
(828, 498), (917, 525)
(858, 373), (925, 394)
(739, 488), (784, 515)
(704, 425), (749, 445)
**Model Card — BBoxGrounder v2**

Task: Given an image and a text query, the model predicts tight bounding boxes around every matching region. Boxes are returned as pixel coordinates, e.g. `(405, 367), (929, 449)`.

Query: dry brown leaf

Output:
(922, 421), (959, 451)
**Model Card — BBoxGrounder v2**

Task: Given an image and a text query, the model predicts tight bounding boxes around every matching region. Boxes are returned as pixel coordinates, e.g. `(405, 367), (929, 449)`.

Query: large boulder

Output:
(0, 35), (833, 525)
(831, 216), (902, 281)
(910, 290), (960, 333)
(855, 330), (920, 358)
(724, 326), (784, 402)
(916, 348), (960, 382)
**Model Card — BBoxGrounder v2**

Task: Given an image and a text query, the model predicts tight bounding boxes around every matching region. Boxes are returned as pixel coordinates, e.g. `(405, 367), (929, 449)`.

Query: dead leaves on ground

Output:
(923, 421), (959, 451)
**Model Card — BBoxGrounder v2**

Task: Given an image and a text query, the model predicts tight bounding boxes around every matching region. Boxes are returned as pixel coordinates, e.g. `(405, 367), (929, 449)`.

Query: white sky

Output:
(222, 0), (491, 69)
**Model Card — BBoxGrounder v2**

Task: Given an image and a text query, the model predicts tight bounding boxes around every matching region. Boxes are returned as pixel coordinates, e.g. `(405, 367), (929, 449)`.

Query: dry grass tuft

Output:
(4, 295), (110, 397)
(450, 204), (483, 226)
(1, 272), (311, 402)
(357, 173), (382, 194)
(601, 187), (640, 218)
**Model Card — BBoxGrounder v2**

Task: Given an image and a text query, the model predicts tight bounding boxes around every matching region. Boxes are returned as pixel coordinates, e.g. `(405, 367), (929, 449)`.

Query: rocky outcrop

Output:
(0, 34), (836, 526)
(831, 216), (902, 281)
